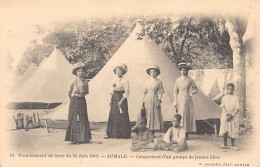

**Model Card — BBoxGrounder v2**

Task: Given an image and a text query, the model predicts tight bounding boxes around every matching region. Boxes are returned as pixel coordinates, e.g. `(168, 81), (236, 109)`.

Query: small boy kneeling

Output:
(155, 114), (187, 152)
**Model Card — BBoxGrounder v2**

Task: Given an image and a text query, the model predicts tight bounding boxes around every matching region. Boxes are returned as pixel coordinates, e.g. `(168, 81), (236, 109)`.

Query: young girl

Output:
(155, 114), (188, 152)
(219, 83), (240, 151)
(106, 63), (131, 139)
(142, 65), (165, 137)
(65, 62), (91, 144)
(173, 62), (197, 139)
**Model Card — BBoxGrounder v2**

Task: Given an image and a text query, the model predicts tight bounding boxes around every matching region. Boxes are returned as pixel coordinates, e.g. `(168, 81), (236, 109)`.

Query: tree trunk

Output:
(225, 19), (247, 118)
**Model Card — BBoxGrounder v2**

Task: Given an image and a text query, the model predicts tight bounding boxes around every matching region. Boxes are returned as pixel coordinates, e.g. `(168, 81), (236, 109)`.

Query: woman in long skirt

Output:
(173, 62), (197, 139)
(105, 63), (131, 139)
(142, 65), (165, 137)
(65, 62), (91, 144)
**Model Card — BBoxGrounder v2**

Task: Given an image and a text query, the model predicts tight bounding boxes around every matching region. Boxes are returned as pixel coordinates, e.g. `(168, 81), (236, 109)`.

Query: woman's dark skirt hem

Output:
(65, 96), (92, 143)
(106, 91), (131, 138)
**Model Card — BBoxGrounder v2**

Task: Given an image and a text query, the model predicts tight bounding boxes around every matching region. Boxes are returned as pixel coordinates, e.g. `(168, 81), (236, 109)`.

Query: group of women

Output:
(64, 62), (197, 144)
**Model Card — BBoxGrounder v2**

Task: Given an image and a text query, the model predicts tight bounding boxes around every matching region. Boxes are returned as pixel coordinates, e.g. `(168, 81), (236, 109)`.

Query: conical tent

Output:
(11, 63), (38, 93)
(8, 47), (74, 104)
(38, 56), (48, 68)
(47, 23), (221, 122)
(10, 57), (49, 94)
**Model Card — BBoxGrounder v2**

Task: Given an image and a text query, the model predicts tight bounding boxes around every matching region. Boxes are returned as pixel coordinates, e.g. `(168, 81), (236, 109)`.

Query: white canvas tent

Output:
(46, 23), (221, 123)
(189, 69), (234, 99)
(8, 46), (74, 105)
(10, 56), (48, 94)
(38, 56), (48, 68)
(10, 63), (38, 93)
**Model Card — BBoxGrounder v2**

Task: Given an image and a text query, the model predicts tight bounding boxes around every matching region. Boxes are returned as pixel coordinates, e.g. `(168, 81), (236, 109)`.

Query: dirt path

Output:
(7, 127), (253, 156)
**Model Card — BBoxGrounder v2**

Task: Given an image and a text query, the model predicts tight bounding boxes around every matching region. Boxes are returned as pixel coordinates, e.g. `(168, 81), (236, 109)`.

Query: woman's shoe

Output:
(231, 146), (239, 151)
(219, 145), (228, 149)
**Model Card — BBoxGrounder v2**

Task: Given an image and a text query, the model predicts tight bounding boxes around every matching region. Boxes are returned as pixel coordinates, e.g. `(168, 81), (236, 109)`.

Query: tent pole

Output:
(214, 124), (217, 136)
(45, 119), (50, 133)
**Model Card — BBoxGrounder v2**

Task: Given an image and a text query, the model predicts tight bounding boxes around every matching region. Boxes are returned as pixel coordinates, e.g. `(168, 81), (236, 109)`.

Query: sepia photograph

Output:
(0, 0), (259, 166)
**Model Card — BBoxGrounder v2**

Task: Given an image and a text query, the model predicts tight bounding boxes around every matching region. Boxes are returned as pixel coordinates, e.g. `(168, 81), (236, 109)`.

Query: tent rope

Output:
(202, 120), (214, 128)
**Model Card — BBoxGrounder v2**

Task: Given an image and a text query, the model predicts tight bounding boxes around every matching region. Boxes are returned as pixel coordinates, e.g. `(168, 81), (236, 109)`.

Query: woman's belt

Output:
(114, 90), (125, 93)
(73, 93), (85, 97)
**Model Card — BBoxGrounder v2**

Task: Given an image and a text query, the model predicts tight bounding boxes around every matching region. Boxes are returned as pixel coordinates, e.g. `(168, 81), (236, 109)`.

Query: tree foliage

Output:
(16, 15), (233, 78)
(138, 15), (233, 68)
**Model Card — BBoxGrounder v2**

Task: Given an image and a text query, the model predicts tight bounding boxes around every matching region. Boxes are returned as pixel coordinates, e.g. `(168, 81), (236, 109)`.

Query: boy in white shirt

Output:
(155, 114), (187, 152)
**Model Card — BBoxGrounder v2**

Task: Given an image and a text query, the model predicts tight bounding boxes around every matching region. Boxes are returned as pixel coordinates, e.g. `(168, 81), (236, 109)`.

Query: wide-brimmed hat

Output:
(177, 62), (191, 71)
(146, 65), (160, 76)
(131, 117), (147, 132)
(72, 62), (87, 75)
(113, 63), (128, 75)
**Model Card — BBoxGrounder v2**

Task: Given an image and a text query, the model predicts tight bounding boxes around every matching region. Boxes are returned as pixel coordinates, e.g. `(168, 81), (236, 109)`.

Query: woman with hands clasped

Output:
(105, 63), (131, 139)
(173, 63), (197, 140)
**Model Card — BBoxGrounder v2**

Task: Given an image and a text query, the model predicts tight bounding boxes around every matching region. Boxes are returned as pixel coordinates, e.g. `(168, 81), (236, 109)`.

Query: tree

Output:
(138, 15), (233, 69)
(224, 16), (250, 118)
(16, 43), (53, 75)
(16, 18), (135, 78)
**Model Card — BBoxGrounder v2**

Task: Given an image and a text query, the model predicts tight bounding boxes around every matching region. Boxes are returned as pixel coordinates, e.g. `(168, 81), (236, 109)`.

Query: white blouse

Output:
(110, 76), (130, 98)
(68, 78), (89, 97)
(163, 126), (186, 144)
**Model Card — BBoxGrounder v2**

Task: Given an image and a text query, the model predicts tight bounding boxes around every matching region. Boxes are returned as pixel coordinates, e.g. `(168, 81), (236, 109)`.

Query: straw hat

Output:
(177, 62), (191, 71)
(146, 65), (160, 76)
(72, 62), (87, 75)
(113, 63), (128, 75)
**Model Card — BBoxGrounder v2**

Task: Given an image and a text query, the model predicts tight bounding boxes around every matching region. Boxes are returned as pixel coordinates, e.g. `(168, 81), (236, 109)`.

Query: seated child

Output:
(219, 83), (240, 151)
(131, 117), (154, 152)
(155, 114), (187, 152)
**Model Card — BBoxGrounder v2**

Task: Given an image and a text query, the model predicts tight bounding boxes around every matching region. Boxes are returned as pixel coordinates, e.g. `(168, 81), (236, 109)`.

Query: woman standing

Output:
(143, 65), (165, 136)
(173, 63), (197, 139)
(106, 63), (131, 139)
(65, 62), (91, 144)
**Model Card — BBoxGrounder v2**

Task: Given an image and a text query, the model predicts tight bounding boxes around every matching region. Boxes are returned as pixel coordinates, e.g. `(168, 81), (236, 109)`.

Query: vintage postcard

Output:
(0, 0), (259, 166)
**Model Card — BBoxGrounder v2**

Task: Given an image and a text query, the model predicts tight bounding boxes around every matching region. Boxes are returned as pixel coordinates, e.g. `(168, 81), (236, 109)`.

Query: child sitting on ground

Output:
(155, 114), (187, 152)
(131, 117), (154, 152)
(219, 83), (240, 151)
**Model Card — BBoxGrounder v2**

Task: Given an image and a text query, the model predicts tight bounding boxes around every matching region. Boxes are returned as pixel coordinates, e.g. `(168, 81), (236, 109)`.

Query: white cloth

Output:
(173, 76), (197, 132)
(163, 126), (186, 144)
(68, 78), (89, 97)
(143, 78), (164, 130)
(110, 76), (130, 98)
(219, 94), (240, 138)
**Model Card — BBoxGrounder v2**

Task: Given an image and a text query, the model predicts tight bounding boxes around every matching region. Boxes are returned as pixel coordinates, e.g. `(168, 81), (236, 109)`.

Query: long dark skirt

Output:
(106, 91), (131, 138)
(65, 96), (91, 143)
